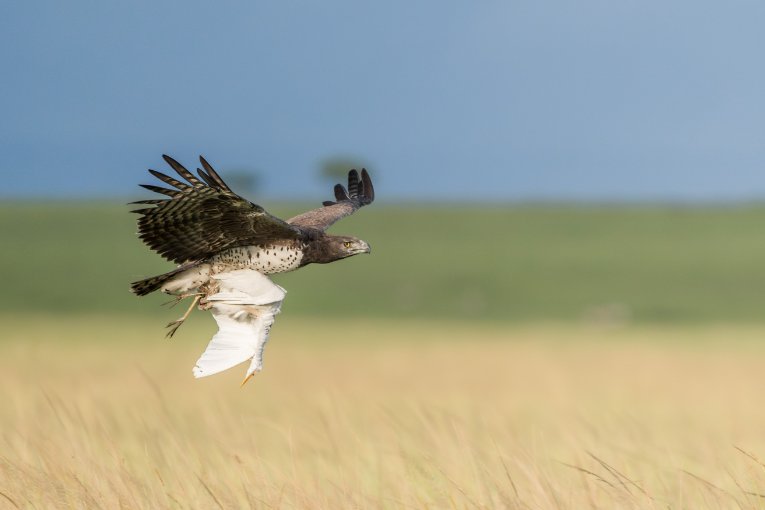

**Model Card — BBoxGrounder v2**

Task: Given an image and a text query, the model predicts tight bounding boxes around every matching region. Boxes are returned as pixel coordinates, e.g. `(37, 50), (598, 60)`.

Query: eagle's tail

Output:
(130, 262), (209, 297)
(130, 269), (182, 296)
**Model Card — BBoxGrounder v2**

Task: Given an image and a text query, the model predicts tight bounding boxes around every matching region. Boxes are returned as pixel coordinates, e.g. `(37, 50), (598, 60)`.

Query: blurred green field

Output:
(3, 201), (765, 323)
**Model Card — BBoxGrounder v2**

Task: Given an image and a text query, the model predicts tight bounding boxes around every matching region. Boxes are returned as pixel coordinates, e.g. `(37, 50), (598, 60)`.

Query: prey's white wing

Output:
(192, 270), (286, 380)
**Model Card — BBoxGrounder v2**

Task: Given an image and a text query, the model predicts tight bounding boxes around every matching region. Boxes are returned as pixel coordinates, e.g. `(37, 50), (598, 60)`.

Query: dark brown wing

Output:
(287, 169), (375, 231)
(131, 155), (303, 264)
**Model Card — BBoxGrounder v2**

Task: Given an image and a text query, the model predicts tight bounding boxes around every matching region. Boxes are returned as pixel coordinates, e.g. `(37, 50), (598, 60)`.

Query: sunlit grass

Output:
(3, 315), (765, 508)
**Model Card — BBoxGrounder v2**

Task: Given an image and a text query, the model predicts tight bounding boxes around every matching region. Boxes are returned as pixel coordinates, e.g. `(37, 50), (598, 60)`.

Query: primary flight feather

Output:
(130, 155), (374, 384)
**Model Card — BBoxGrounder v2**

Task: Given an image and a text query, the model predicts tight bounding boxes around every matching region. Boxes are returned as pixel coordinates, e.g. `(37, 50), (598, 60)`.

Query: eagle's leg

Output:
(165, 294), (202, 338)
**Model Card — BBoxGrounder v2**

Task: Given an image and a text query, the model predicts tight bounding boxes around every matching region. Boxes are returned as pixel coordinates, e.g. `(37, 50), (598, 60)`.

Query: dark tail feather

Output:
(130, 267), (186, 296)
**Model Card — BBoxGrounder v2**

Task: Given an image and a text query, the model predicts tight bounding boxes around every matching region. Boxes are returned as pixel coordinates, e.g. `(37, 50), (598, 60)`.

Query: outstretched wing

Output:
(192, 270), (286, 381)
(287, 169), (374, 231)
(131, 155), (302, 264)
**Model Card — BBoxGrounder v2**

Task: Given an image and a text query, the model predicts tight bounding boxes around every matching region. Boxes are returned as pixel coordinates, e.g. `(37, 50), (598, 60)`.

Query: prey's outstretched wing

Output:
(131, 155), (302, 264)
(192, 270), (286, 381)
(287, 169), (374, 231)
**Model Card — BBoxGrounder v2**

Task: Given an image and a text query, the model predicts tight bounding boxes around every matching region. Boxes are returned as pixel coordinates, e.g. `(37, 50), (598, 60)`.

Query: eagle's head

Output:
(311, 235), (371, 264)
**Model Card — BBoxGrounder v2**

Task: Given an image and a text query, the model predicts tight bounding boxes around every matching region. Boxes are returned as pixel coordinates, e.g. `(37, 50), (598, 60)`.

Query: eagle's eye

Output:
(343, 241), (352, 248)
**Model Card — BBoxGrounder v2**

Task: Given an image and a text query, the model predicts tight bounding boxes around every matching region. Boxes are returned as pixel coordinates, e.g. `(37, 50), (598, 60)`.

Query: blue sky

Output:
(2, 1), (765, 201)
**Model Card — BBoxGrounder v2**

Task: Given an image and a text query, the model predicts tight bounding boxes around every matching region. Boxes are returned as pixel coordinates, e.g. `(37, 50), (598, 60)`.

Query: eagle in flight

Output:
(130, 155), (374, 384)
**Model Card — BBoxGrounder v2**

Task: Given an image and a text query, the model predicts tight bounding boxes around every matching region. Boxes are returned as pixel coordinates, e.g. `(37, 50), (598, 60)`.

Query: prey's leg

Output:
(166, 295), (202, 338)
(161, 292), (203, 309)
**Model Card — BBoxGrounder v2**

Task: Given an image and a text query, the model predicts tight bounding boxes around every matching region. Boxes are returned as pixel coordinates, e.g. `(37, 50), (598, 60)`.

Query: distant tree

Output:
(319, 156), (371, 183)
(224, 170), (260, 196)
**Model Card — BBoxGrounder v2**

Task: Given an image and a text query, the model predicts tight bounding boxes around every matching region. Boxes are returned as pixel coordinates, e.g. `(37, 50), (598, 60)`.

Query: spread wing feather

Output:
(288, 168), (375, 231)
(199, 156), (233, 192)
(139, 184), (181, 198)
(196, 169), (218, 189)
(131, 155), (303, 264)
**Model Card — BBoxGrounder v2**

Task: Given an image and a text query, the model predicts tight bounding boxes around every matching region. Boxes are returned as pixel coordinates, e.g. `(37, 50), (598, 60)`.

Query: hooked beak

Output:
(241, 372), (255, 387)
(357, 241), (371, 254)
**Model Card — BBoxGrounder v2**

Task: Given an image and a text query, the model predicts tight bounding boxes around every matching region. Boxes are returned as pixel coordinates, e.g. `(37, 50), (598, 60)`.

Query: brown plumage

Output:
(287, 167), (374, 230)
(130, 155), (374, 297)
(131, 155), (302, 265)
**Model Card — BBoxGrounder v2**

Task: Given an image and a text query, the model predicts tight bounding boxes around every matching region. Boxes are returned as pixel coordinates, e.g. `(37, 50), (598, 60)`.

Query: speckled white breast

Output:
(210, 245), (304, 275)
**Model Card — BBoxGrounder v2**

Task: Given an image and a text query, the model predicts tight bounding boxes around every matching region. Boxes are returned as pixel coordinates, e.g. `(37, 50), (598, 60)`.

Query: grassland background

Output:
(4, 201), (765, 323)
(3, 202), (765, 509)
(4, 317), (765, 509)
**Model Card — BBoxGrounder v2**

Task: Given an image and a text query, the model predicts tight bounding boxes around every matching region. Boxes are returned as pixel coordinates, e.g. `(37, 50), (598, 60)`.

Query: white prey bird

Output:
(192, 270), (286, 385)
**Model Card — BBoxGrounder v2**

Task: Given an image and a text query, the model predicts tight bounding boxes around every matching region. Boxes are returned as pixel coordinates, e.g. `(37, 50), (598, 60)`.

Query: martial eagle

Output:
(130, 155), (374, 384)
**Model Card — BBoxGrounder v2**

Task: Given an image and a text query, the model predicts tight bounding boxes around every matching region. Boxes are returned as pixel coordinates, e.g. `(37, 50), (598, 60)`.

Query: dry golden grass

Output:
(3, 315), (765, 509)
